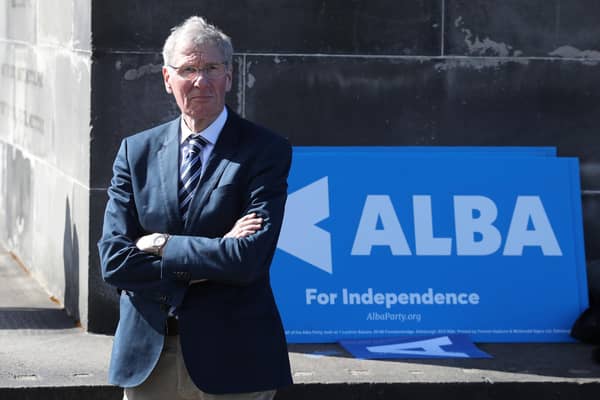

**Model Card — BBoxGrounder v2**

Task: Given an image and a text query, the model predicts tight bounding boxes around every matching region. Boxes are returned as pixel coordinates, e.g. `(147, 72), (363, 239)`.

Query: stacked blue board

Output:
(271, 146), (587, 343)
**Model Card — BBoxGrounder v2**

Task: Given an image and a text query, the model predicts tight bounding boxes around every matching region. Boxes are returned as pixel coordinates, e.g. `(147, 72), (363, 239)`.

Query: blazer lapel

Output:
(184, 111), (241, 230)
(157, 117), (184, 232)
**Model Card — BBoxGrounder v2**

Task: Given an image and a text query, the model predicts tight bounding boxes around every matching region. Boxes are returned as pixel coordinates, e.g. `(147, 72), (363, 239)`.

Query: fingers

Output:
(224, 213), (264, 238)
(235, 219), (262, 230)
(237, 213), (256, 221)
(236, 213), (260, 223)
(236, 213), (263, 229)
(230, 229), (256, 238)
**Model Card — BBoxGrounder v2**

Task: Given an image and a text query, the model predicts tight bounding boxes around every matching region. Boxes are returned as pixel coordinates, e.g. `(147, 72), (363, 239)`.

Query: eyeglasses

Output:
(168, 62), (229, 80)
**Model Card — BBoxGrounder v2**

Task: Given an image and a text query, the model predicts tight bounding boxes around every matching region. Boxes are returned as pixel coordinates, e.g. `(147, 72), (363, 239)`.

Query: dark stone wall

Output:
(90, 0), (600, 333)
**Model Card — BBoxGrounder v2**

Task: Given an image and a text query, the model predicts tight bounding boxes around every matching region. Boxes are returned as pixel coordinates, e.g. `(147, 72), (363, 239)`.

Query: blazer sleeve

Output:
(160, 137), (292, 286)
(97, 139), (186, 305)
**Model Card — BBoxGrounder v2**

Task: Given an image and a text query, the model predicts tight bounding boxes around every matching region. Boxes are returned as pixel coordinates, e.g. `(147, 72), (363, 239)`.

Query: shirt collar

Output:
(180, 107), (228, 145)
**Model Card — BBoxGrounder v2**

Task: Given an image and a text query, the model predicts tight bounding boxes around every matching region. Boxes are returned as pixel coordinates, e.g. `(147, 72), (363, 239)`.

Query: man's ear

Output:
(225, 68), (233, 92)
(162, 66), (173, 94)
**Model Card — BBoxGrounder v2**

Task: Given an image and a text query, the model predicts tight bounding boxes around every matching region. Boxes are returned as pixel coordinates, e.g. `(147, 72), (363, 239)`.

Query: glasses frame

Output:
(167, 62), (229, 81)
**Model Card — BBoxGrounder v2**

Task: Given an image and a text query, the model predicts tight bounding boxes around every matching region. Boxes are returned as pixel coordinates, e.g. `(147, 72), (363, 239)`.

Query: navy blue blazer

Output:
(97, 110), (293, 394)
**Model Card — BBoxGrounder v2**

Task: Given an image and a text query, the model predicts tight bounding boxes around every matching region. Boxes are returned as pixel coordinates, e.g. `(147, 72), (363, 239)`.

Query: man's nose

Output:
(191, 72), (210, 86)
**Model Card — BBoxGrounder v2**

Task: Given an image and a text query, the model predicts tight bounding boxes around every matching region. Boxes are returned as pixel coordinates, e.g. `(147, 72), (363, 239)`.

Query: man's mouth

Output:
(189, 95), (213, 101)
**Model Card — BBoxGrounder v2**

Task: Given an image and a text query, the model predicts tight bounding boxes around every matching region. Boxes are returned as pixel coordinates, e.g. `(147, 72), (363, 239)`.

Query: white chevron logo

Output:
(277, 177), (333, 274)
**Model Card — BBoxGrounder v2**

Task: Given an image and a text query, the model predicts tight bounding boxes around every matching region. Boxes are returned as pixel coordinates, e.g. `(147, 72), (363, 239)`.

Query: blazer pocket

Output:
(212, 183), (237, 192)
(205, 184), (243, 216)
(210, 183), (239, 197)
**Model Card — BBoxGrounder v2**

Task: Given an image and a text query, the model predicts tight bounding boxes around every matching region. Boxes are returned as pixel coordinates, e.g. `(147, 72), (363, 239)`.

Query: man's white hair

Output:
(162, 16), (233, 67)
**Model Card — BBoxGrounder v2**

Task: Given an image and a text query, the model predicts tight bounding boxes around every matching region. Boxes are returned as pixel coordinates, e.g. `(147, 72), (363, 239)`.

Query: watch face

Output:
(153, 235), (166, 247)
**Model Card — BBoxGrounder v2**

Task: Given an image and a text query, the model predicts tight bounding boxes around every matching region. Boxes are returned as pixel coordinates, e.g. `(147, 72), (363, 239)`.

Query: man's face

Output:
(162, 42), (232, 129)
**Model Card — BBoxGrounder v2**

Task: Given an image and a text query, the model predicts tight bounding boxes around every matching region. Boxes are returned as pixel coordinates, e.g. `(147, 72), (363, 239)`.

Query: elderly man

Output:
(98, 16), (293, 399)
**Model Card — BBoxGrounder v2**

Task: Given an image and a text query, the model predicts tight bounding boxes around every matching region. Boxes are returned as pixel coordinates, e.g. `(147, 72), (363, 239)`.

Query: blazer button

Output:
(175, 271), (190, 281)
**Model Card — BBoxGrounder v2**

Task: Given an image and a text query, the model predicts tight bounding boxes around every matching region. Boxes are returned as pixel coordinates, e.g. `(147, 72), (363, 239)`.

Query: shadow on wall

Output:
(583, 194), (600, 261)
(63, 198), (80, 323)
(4, 145), (32, 258)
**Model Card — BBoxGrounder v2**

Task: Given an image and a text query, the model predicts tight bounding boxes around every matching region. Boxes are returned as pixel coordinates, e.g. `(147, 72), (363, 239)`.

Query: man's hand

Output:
(187, 213), (263, 285)
(224, 213), (263, 238)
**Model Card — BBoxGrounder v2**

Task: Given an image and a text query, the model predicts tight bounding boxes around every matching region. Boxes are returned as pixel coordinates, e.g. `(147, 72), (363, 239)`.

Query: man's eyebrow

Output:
(180, 61), (222, 66)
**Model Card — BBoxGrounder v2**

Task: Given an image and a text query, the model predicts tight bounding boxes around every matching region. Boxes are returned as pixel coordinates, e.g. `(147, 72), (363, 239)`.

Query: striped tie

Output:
(179, 135), (207, 220)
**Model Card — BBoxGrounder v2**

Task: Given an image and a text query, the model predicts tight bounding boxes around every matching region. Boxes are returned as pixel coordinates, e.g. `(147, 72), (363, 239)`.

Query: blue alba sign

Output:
(271, 147), (588, 343)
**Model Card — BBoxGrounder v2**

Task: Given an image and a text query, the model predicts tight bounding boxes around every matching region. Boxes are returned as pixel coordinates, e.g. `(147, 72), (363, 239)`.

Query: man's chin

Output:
(183, 108), (222, 129)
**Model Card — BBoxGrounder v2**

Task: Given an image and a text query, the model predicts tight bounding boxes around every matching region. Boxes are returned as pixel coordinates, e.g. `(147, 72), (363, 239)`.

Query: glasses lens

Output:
(205, 64), (226, 79)
(178, 66), (198, 80)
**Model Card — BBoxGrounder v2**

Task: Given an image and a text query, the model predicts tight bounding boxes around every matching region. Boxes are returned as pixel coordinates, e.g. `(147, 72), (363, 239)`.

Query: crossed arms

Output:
(97, 136), (291, 307)
(135, 213), (264, 255)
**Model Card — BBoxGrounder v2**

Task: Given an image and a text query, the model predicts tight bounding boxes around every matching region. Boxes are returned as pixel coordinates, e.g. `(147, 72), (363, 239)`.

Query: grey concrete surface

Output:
(1, 249), (600, 399)
(0, 251), (113, 389)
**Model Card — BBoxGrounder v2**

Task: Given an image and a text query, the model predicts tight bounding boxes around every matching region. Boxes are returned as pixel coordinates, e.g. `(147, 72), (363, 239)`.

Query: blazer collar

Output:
(157, 117), (184, 231)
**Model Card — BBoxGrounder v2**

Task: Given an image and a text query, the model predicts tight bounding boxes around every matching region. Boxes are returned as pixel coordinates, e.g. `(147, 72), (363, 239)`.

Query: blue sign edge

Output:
(293, 146), (557, 156)
(566, 158), (590, 311)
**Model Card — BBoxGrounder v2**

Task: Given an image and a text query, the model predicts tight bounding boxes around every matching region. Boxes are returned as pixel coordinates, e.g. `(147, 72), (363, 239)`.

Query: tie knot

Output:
(186, 135), (208, 153)
(189, 134), (208, 145)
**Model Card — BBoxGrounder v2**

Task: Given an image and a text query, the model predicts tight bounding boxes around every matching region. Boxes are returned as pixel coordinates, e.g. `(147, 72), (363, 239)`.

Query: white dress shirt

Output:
(179, 107), (228, 175)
